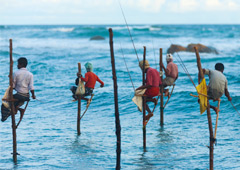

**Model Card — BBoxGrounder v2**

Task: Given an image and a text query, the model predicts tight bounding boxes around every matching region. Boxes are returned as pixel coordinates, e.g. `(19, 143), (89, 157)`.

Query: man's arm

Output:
(96, 76), (104, 87)
(30, 90), (36, 99)
(29, 74), (35, 99)
(136, 85), (151, 91)
(160, 63), (170, 76)
(225, 88), (232, 101)
(175, 74), (178, 80)
(202, 69), (206, 74)
(199, 69), (208, 81)
(80, 73), (88, 82)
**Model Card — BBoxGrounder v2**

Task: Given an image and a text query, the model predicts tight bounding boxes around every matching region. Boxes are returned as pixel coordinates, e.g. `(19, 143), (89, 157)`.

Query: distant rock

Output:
(90, 36), (105, 40)
(167, 44), (186, 54)
(167, 43), (218, 54)
(186, 43), (218, 54)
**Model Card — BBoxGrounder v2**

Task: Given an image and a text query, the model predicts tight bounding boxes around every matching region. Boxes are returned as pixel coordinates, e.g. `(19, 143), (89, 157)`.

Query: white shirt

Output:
(13, 68), (34, 94)
(205, 69), (227, 95)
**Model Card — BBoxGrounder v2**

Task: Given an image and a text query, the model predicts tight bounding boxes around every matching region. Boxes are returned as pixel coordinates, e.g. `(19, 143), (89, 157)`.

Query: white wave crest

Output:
(107, 26), (130, 30)
(150, 27), (161, 31)
(50, 27), (75, 32)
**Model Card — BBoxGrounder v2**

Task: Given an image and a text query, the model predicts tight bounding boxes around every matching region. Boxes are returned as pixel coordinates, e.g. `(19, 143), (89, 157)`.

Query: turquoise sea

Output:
(0, 25), (240, 169)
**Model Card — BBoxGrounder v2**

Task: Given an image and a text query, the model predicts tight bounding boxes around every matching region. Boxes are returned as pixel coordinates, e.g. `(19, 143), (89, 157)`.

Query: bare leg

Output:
(160, 85), (169, 97)
(210, 105), (220, 114)
(145, 104), (154, 121)
(164, 89), (169, 97)
(81, 97), (89, 101)
(146, 98), (157, 105)
(18, 108), (25, 117)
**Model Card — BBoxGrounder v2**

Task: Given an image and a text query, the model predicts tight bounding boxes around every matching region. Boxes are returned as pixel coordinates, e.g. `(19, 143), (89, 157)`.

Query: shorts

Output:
(208, 88), (223, 100)
(13, 93), (30, 108)
(144, 87), (159, 98)
(71, 86), (93, 96)
(85, 87), (93, 96)
(162, 77), (175, 86)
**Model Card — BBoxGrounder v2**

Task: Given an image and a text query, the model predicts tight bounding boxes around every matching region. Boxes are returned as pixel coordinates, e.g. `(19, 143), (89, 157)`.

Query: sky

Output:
(0, 0), (240, 25)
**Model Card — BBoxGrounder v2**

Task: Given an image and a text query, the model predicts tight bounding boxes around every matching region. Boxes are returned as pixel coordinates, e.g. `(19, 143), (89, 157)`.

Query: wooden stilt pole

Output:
(214, 100), (221, 139)
(214, 113), (219, 139)
(159, 48), (164, 126)
(194, 47), (214, 170)
(109, 28), (121, 170)
(77, 63), (81, 136)
(142, 46), (147, 148)
(9, 39), (17, 163)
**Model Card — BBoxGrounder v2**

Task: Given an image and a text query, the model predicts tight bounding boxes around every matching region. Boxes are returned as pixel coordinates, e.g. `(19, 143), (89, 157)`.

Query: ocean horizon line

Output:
(1, 23), (240, 26)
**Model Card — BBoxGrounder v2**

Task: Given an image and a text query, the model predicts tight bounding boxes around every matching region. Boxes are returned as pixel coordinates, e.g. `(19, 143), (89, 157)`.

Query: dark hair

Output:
(215, 63), (224, 71)
(18, 57), (28, 67)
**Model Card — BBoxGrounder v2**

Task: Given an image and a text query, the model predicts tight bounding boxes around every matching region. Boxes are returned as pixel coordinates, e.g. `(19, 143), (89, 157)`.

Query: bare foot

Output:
(18, 108), (25, 117)
(86, 99), (91, 107)
(145, 112), (154, 121)
(153, 98), (158, 106)
(144, 113), (154, 126)
(213, 107), (220, 114)
(164, 89), (169, 97)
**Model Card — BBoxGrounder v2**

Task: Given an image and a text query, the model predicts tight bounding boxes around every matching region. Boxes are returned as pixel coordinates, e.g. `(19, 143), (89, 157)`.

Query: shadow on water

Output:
(63, 135), (98, 168)
(132, 127), (175, 170)
(156, 126), (174, 144)
(68, 135), (96, 155)
(135, 151), (156, 170)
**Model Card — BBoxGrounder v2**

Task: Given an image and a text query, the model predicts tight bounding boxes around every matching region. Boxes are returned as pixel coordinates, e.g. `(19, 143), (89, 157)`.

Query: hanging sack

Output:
(75, 78), (85, 96)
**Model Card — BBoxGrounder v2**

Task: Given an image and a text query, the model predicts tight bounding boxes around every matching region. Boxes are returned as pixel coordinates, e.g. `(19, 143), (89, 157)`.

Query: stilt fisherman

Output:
(70, 62), (104, 103)
(136, 60), (161, 124)
(1, 57), (36, 122)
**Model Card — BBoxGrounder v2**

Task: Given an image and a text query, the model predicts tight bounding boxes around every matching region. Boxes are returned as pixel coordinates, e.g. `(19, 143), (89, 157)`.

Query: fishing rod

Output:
(120, 43), (136, 91)
(117, 0), (139, 62)
(230, 101), (240, 116)
(151, 38), (158, 70)
(168, 38), (240, 117)
(167, 38), (197, 88)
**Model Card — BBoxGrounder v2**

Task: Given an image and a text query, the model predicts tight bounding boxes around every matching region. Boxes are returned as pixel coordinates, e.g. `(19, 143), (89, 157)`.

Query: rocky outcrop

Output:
(186, 43), (218, 54)
(167, 43), (218, 54)
(167, 44), (187, 54)
(90, 36), (105, 40)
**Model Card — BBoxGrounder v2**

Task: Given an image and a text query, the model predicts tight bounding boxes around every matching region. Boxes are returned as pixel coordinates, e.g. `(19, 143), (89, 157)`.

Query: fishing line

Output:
(167, 38), (197, 88)
(230, 101), (240, 116)
(151, 38), (158, 70)
(117, 0), (139, 62)
(34, 98), (44, 103)
(167, 38), (240, 117)
(120, 43), (136, 91)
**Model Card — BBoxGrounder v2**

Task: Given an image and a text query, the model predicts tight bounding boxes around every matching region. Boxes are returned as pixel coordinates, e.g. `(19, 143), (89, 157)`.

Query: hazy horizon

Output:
(1, 0), (240, 25)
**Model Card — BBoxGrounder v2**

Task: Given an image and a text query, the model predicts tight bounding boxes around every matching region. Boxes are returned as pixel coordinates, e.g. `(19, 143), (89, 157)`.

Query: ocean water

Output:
(0, 25), (240, 170)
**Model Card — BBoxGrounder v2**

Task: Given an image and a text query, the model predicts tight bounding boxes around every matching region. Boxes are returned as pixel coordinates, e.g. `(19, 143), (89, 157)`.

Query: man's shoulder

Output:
(14, 69), (20, 75)
(171, 62), (178, 67)
(211, 70), (227, 79)
(147, 68), (159, 75)
(148, 67), (157, 72)
(87, 71), (97, 77)
(167, 61), (176, 66)
(25, 69), (33, 76)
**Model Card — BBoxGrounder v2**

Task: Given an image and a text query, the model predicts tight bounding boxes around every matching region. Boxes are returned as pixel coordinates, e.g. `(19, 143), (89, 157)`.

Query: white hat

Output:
(166, 53), (173, 62)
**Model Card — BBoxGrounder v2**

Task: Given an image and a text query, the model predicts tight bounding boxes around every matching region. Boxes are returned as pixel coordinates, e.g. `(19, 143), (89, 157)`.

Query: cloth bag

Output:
(132, 89), (146, 112)
(75, 79), (85, 96)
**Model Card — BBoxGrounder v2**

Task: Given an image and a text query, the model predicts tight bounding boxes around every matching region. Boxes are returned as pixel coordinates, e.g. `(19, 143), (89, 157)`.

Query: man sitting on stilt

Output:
(137, 60), (162, 124)
(160, 54), (178, 97)
(70, 62), (104, 104)
(202, 63), (232, 113)
(13, 57), (36, 123)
